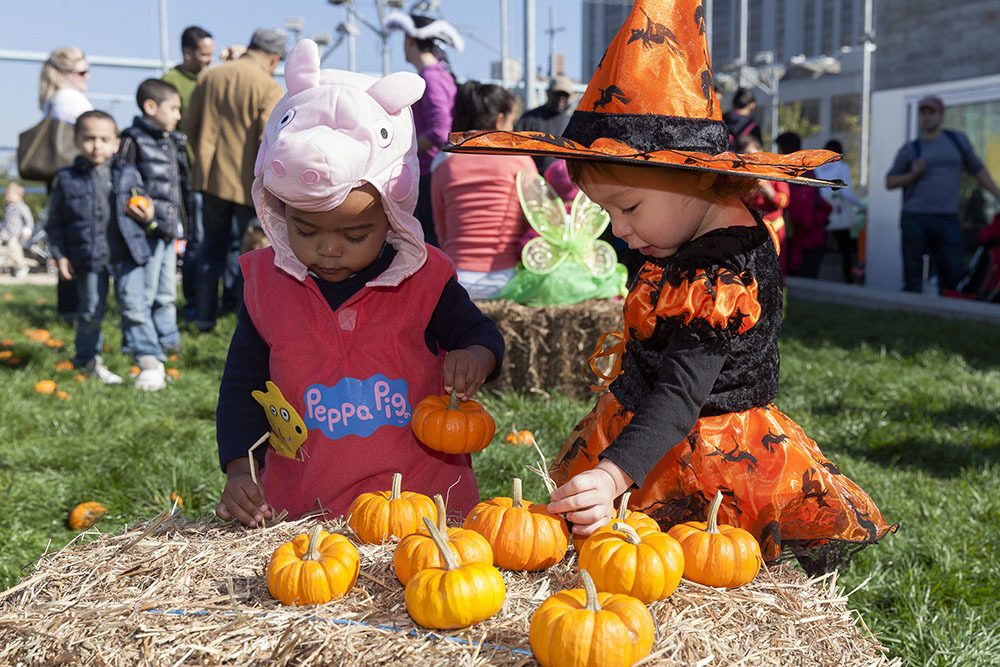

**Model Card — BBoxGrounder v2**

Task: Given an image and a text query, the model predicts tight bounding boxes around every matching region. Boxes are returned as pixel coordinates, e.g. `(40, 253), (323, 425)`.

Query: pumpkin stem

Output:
(448, 389), (459, 410)
(617, 491), (632, 521)
(433, 494), (447, 533)
(580, 569), (602, 612)
(390, 472), (402, 501)
(512, 478), (523, 508)
(303, 525), (324, 561)
(422, 515), (459, 571)
(705, 490), (724, 535)
(612, 521), (641, 545)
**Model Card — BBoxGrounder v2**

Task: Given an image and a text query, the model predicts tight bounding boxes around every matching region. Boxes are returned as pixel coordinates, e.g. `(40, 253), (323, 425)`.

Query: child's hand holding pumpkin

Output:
(216, 457), (272, 527)
(125, 193), (155, 225)
(443, 345), (496, 401)
(547, 460), (634, 537)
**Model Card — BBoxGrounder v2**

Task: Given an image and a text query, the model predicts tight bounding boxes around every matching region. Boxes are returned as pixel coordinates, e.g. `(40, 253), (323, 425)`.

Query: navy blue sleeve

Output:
(425, 277), (505, 383)
(217, 304), (272, 471)
(44, 179), (68, 261)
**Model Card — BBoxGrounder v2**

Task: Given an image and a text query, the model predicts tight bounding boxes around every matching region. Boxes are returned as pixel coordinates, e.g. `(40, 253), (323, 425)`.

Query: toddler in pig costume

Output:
(215, 40), (504, 527)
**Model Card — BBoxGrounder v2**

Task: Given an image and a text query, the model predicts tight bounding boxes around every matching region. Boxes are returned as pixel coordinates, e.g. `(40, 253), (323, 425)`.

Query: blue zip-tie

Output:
(144, 608), (533, 656)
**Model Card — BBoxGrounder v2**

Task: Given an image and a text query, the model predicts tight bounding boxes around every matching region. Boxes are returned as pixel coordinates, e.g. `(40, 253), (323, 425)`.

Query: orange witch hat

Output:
(445, 0), (843, 188)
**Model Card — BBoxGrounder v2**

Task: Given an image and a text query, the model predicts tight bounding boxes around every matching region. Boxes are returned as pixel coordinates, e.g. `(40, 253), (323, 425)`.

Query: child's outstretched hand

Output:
(216, 458), (272, 528)
(546, 460), (633, 537)
(443, 344), (496, 401)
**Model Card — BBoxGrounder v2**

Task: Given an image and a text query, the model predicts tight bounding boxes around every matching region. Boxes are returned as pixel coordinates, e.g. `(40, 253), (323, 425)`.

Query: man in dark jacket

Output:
(47, 110), (160, 386)
(515, 75), (575, 173)
(723, 87), (763, 149)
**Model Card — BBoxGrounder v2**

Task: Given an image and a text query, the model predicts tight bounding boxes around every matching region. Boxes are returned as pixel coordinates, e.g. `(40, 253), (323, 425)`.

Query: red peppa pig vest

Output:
(240, 246), (479, 521)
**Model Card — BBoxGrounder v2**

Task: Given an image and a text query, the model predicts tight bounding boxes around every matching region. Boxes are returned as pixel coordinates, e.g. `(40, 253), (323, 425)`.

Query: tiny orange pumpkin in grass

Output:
(34, 380), (57, 394)
(73, 373), (86, 383)
(347, 472), (437, 544)
(579, 521), (685, 603)
(667, 490), (762, 589)
(54, 360), (74, 372)
(25, 328), (51, 343)
(55, 390), (70, 401)
(0, 350), (12, 361)
(1, 337), (13, 346)
(504, 428), (535, 446)
(5, 356), (22, 367)
(128, 365), (141, 378)
(68, 502), (107, 530)
(464, 478), (569, 571)
(393, 494), (493, 585)
(3, 294), (13, 302)
(404, 516), (506, 629)
(572, 490), (659, 553)
(166, 368), (181, 380)
(529, 569), (655, 667)
(266, 524), (360, 606)
(45, 338), (64, 348)
(410, 390), (495, 454)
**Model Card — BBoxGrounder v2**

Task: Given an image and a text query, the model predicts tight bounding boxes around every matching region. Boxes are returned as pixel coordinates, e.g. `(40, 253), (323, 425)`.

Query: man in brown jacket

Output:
(183, 28), (285, 332)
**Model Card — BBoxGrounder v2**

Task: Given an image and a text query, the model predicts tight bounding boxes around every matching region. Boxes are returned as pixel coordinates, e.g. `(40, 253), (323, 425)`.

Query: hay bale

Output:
(0, 513), (899, 666)
(477, 298), (624, 399)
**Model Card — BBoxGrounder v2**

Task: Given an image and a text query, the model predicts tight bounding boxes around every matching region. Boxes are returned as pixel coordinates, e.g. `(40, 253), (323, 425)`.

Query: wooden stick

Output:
(247, 433), (269, 487)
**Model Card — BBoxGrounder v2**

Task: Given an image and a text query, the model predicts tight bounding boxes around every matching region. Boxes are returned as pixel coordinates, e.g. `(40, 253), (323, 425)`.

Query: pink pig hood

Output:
(252, 39), (428, 285)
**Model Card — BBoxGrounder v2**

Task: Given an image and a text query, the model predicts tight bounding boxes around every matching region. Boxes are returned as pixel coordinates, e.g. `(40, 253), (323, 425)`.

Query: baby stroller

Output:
(952, 213), (1000, 302)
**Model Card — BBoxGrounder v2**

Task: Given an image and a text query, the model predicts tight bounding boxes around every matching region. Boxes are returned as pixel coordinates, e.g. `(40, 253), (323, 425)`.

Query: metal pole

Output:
(705, 0), (713, 57)
(739, 0), (748, 86)
(771, 67), (779, 152)
(549, 4), (556, 77)
(347, 1), (357, 72)
(158, 0), (169, 75)
(500, 0), (510, 88)
(524, 0), (536, 109)
(374, 0), (390, 76)
(859, 0), (874, 189)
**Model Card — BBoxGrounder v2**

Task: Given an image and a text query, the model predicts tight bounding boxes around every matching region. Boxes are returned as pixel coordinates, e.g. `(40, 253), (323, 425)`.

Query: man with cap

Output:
(514, 75), (575, 173)
(886, 95), (1000, 293)
(183, 28), (285, 331)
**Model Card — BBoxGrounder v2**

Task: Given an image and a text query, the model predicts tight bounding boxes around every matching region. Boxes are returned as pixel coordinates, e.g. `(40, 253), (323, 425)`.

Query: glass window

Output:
(943, 99), (1000, 248)
(831, 94), (861, 185)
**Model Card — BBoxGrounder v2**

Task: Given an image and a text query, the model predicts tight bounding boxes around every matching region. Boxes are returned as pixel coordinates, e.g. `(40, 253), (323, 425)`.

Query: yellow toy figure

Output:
(252, 381), (308, 459)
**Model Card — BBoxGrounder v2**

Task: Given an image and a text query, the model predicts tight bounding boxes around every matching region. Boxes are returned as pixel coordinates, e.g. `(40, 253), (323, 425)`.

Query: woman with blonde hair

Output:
(39, 47), (93, 125)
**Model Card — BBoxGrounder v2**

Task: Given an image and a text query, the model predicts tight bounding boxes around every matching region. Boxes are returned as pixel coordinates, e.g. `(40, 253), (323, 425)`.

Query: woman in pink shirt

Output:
(432, 81), (537, 299)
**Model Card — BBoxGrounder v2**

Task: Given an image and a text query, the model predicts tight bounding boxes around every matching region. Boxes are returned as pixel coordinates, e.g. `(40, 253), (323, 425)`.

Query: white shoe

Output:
(135, 355), (166, 391)
(84, 356), (123, 385)
(13, 266), (29, 279)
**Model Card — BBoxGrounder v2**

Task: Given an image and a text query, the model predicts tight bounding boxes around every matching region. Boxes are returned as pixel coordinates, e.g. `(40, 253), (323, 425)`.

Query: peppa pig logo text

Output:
(303, 374), (411, 440)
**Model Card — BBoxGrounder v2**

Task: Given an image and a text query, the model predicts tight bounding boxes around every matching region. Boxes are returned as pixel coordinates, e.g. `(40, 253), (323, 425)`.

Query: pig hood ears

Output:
(251, 39), (428, 286)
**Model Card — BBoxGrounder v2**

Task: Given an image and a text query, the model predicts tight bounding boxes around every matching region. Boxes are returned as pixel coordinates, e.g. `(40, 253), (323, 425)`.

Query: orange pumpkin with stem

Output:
(529, 569), (654, 667)
(463, 477), (569, 571)
(579, 521), (684, 603)
(404, 516), (506, 629)
(410, 390), (495, 454)
(127, 187), (152, 211)
(266, 525), (360, 605)
(34, 380), (57, 394)
(572, 490), (659, 553)
(68, 502), (106, 530)
(667, 490), (762, 588)
(347, 472), (436, 543)
(393, 493), (493, 584)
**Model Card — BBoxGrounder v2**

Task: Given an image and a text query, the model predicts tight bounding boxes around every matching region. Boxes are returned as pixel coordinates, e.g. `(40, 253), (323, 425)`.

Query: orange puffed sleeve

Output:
(653, 269), (761, 335)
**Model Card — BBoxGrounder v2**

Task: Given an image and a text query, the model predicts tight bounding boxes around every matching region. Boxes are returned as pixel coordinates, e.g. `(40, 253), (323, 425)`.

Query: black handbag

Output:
(16, 115), (77, 183)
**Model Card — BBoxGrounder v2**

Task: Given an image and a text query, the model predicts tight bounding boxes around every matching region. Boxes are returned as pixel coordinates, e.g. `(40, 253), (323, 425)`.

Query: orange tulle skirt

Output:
(550, 392), (897, 567)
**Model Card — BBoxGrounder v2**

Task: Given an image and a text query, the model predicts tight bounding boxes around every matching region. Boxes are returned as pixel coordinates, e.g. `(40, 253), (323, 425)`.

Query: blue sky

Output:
(0, 0), (586, 156)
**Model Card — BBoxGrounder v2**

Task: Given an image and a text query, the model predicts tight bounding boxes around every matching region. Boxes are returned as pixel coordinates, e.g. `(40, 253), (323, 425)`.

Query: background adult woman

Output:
(431, 81), (535, 299)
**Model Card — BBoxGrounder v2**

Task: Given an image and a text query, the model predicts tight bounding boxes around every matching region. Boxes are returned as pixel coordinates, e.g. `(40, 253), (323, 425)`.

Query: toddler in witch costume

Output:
(215, 40), (503, 527)
(446, 0), (895, 573)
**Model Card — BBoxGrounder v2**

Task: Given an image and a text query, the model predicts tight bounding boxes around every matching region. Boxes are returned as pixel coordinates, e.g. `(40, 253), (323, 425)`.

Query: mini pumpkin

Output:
(667, 490), (762, 589)
(34, 380), (56, 394)
(54, 360), (74, 371)
(393, 494), (493, 585)
(579, 521), (684, 603)
(127, 188), (152, 210)
(68, 502), (106, 530)
(410, 390), (496, 454)
(266, 525), (360, 606)
(404, 516), (506, 629)
(347, 472), (436, 543)
(529, 569), (654, 667)
(25, 328), (50, 343)
(55, 390), (70, 401)
(463, 478), (569, 571)
(572, 490), (659, 553)
(504, 428), (535, 446)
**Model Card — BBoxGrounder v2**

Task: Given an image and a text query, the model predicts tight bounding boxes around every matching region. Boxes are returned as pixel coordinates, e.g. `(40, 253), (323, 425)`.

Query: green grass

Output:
(1, 284), (999, 666)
